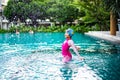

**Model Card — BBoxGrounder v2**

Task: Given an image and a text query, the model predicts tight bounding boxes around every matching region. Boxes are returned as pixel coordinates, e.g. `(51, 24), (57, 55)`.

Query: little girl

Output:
(62, 28), (84, 63)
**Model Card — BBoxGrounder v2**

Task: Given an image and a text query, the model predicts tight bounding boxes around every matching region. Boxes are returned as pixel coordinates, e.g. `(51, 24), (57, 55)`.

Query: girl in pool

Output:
(15, 29), (20, 35)
(62, 28), (84, 63)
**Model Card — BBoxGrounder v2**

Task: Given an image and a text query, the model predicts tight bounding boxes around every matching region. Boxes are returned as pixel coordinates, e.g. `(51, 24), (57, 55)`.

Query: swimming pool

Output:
(0, 33), (120, 80)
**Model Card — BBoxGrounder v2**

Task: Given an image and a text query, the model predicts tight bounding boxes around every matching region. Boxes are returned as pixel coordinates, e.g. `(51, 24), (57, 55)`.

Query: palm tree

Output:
(103, 0), (120, 35)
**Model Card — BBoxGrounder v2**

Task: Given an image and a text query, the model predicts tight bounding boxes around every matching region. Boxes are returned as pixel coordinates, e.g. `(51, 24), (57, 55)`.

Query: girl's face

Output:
(65, 32), (70, 38)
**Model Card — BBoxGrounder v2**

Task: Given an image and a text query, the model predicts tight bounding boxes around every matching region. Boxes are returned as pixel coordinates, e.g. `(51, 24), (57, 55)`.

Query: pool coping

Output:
(85, 31), (120, 45)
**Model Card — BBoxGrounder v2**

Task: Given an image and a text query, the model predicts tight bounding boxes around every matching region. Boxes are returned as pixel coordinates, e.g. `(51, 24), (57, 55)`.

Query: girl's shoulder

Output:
(68, 39), (73, 42)
(68, 39), (74, 44)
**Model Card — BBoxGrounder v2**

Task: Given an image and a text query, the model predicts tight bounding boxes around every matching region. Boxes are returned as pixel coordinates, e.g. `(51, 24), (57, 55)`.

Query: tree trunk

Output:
(110, 11), (117, 36)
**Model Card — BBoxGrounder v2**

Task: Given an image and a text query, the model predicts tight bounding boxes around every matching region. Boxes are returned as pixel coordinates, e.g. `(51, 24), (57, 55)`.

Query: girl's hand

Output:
(76, 46), (80, 51)
(79, 56), (84, 61)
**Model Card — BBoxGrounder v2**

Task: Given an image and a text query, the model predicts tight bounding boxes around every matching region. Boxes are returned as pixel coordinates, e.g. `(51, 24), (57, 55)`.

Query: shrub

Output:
(0, 24), (99, 33)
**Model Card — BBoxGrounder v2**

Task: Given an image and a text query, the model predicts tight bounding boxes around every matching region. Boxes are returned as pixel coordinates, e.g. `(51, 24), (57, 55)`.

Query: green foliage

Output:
(0, 29), (9, 33)
(4, 0), (79, 26)
(3, 0), (113, 31)
(73, 0), (110, 31)
(47, 0), (79, 24)
(3, 0), (48, 26)
(0, 25), (94, 33)
(102, 0), (120, 15)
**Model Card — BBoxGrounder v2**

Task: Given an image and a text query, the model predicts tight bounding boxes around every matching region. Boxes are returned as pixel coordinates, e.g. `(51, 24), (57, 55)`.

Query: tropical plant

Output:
(102, 0), (120, 35)
(72, 0), (110, 31)
(5, 25), (91, 33)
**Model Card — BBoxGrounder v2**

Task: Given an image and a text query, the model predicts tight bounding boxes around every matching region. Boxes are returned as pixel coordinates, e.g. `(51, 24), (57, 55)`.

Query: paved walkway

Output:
(85, 31), (120, 44)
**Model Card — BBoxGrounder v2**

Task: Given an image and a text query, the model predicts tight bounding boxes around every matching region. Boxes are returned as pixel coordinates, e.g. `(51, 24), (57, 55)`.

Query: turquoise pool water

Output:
(0, 33), (120, 80)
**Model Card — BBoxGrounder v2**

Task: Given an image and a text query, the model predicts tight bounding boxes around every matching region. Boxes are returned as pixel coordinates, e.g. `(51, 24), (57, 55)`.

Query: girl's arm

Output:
(68, 40), (84, 60)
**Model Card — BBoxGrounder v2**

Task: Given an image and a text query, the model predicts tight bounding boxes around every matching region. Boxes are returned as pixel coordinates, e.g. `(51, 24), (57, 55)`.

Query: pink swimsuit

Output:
(62, 40), (72, 63)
